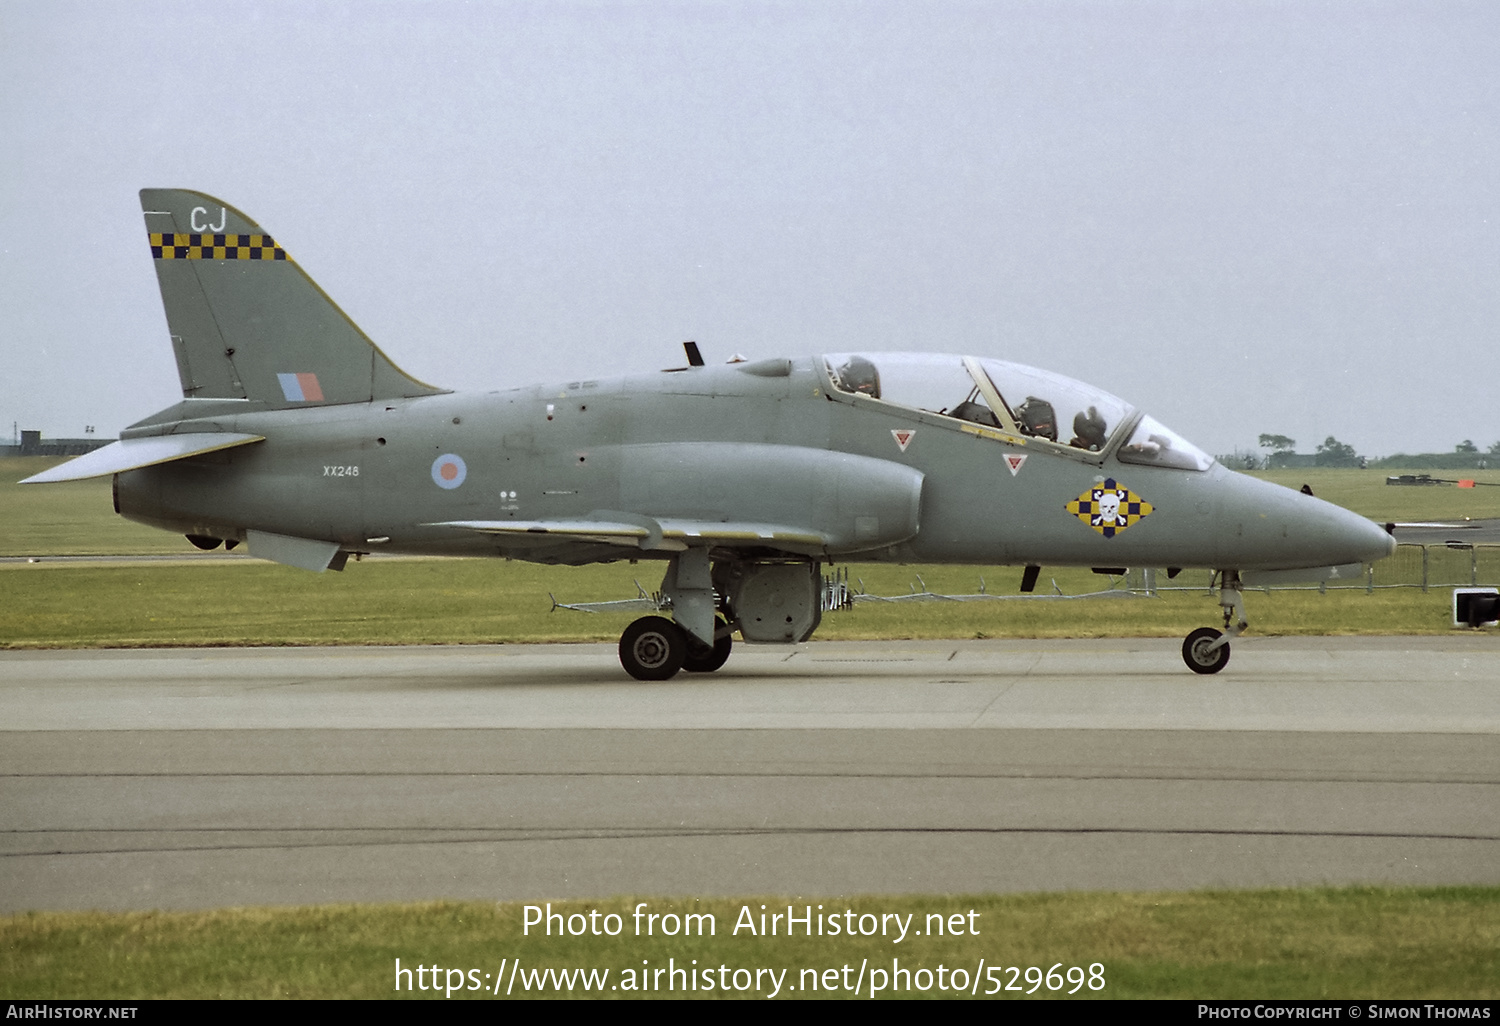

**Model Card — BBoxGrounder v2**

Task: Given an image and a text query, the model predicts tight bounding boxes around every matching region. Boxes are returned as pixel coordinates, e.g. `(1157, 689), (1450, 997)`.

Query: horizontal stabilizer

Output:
(431, 518), (829, 552)
(20, 433), (264, 483)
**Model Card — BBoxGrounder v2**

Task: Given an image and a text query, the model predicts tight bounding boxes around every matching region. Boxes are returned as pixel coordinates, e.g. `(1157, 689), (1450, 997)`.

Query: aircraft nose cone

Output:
(1219, 472), (1398, 569)
(1349, 510), (1398, 562)
(1308, 494), (1397, 566)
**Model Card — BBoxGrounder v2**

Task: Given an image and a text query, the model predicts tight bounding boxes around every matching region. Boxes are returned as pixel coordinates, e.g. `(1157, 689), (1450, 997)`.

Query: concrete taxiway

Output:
(1, 637), (1496, 911)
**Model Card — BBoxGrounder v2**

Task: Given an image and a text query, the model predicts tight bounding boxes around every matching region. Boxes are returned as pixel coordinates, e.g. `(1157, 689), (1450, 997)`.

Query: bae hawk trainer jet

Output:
(24, 189), (1396, 678)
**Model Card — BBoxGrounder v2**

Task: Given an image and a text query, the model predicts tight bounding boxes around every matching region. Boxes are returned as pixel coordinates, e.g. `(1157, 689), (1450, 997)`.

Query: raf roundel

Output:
(431, 454), (467, 490)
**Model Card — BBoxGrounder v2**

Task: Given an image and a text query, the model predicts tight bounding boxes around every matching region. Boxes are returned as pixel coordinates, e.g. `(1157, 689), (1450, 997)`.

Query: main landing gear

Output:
(683, 615), (733, 673)
(1182, 570), (1247, 675)
(619, 616), (685, 681)
(618, 615), (734, 681)
(616, 556), (821, 681)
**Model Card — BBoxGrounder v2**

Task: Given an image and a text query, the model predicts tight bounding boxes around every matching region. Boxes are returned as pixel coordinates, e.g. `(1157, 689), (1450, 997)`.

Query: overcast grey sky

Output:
(3, 0), (1497, 458)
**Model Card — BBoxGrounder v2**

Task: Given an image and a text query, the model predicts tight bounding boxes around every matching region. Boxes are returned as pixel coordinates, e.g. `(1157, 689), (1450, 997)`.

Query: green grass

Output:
(0, 558), (1473, 649)
(0, 458), (190, 556)
(1249, 468), (1500, 523)
(3, 888), (1494, 999)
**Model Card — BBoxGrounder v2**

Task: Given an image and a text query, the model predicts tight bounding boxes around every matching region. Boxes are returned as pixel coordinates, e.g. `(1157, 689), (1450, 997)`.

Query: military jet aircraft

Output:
(24, 189), (1396, 678)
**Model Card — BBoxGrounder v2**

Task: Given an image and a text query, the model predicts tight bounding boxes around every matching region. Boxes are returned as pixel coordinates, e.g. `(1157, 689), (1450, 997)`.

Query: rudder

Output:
(139, 189), (445, 406)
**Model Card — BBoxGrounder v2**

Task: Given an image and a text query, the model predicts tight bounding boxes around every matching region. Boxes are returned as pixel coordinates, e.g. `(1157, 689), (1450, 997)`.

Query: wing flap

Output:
(434, 520), (654, 548)
(660, 520), (827, 547)
(20, 433), (265, 483)
(431, 518), (829, 552)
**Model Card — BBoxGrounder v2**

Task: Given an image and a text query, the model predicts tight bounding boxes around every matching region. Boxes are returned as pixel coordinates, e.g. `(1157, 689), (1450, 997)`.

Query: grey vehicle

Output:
(25, 189), (1396, 679)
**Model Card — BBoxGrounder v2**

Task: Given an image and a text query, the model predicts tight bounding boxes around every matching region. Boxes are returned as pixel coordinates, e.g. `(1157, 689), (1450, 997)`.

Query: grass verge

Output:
(0, 559), (1472, 649)
(3, 888), (1496, 999)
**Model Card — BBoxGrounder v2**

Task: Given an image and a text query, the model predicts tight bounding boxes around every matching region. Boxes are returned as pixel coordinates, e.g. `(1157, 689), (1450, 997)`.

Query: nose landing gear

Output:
(1182, 570), (1247, 675)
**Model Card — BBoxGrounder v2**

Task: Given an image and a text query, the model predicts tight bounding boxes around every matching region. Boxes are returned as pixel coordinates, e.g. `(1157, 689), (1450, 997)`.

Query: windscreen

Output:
(1115, 414), (1214, 471)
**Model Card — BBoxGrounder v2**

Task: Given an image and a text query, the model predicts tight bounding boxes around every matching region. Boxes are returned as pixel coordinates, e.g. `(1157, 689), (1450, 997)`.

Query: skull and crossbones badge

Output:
(1065, 478), (1154, 538)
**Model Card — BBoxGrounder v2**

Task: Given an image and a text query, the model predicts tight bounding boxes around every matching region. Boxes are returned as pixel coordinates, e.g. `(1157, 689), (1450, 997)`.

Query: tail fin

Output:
(139, 189), (445, 406)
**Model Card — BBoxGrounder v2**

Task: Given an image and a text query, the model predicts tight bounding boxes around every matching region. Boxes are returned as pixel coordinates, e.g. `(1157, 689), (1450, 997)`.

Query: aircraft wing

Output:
(431, 518), (829, 553)
(20, 433), (266, 483)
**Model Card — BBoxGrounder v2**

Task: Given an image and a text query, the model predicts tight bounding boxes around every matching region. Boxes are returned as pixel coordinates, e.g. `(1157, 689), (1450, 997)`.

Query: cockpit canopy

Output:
(824, 352), (1212, 471)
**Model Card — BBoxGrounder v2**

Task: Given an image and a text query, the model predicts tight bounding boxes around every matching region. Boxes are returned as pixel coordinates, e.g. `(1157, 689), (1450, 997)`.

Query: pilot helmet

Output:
(837, 356), (881, 399)
(1014, 396), (1057, 441)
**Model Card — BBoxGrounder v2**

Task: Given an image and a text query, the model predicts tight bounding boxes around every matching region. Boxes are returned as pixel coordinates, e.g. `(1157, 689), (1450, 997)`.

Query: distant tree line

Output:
(1233, 434), (1500, 471)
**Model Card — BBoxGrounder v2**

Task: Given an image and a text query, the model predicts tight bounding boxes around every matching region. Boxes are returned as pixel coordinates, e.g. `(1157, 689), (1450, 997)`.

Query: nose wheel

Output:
(1182, 627), (1230, 674)
(1181, 570), (1247, 675)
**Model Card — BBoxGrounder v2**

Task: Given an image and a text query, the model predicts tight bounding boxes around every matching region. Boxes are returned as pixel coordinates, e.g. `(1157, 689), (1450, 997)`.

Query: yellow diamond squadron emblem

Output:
(1065, 478), (1154, 538)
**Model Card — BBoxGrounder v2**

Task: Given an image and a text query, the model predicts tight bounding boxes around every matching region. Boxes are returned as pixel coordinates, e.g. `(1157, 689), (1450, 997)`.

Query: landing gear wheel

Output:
(682, 618), (732, 673)
(619, 616), (686, 681)
(1182, 626), (1230, 675)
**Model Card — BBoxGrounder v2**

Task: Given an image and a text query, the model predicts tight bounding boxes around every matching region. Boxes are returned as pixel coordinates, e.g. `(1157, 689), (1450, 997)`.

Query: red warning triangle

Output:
(1004, 453), (1027, 476)
(892, 429), (915, 452)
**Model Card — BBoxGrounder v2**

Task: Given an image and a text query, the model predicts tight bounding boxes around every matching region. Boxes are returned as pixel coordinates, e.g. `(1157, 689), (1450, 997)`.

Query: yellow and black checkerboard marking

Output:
(1065, 477), (1154, 538)
(149, 233), (287, 260)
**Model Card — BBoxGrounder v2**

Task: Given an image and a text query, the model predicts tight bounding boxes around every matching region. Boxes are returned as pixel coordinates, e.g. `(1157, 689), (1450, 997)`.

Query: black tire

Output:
(1182, 626), (1230, 675)
(619, 616), (686, 681)
(682, 619), (732, 673)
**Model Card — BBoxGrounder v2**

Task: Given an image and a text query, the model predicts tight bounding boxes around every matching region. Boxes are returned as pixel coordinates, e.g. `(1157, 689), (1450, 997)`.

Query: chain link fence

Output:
(1132, 543), (1500, 594)
(1375, 543), (1500, 591)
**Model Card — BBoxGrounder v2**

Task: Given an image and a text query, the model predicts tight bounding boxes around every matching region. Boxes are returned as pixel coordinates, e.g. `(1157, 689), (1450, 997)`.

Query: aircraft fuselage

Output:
(31, 188), (1398, 678)
(115, 356), (1391, 575)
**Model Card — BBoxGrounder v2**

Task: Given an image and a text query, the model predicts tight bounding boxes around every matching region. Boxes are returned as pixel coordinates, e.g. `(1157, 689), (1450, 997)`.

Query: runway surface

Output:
(2, 636), (1496, 911)
(1390, 518), (1500, 546)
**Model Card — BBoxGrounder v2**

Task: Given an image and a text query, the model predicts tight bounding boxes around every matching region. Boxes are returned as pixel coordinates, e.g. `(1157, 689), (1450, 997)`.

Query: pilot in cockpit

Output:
(836, 356), (881, 398)
(1013, 396), (1058, 441)
(1070, 406), (1107, 451)
(1008, 398), (1109, 450)
(948, 388), (1001, 428)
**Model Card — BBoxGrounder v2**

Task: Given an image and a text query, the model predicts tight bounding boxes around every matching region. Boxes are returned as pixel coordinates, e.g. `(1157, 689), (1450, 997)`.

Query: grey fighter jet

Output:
(24, 190), (1396, 678)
